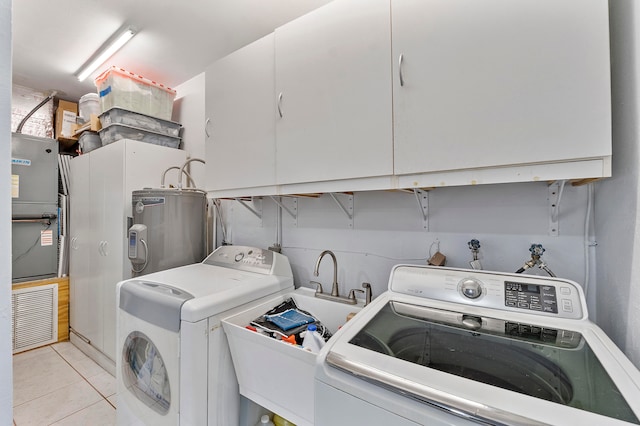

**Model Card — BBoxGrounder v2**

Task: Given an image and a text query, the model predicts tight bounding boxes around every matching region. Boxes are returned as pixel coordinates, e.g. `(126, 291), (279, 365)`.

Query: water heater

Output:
(129, 188), (207, 276)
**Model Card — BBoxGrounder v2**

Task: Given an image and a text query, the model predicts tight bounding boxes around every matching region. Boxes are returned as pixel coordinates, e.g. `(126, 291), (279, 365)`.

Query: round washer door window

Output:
(122, 331), (171, 414)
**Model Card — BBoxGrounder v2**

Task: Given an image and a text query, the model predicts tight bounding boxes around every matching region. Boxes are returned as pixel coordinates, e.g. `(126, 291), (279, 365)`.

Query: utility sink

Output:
(288, 286), (364, 330)
(222, 287), (364, 426)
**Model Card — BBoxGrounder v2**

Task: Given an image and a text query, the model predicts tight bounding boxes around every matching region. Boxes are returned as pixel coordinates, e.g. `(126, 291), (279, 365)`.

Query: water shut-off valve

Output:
(515, 243), (556, 277)
(468, 239), (482, 270)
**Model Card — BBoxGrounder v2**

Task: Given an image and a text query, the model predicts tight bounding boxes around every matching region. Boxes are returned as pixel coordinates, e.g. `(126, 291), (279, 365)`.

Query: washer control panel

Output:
(390, 265), (586, 320)
(504, 281), (557, 314)
(204, 245), (275, 274)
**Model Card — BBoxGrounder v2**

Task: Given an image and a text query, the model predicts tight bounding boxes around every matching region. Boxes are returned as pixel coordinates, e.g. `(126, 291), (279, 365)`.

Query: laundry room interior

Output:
(4, 0), (640, 425)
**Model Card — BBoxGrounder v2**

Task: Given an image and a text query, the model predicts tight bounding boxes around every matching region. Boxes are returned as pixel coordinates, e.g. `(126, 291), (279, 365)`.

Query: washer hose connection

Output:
(515, 244), (556, 277)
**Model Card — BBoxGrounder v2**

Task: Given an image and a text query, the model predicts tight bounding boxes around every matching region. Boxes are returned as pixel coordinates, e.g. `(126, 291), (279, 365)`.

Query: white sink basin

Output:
(221, 287), (364, 426)
(288, 286), (364, 332)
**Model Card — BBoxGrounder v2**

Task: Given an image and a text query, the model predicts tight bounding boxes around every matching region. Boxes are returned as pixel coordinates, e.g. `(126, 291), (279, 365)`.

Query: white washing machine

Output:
(116, 245), (294, 425)
(316, 264), (640, 425)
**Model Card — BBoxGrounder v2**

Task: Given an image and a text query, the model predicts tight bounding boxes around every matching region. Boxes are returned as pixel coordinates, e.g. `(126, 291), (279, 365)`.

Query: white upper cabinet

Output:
(274, 0), (393, 185)
(204, 0), (611, 197)
(205, 33), (277, 192)
(392, 0), (612, 177)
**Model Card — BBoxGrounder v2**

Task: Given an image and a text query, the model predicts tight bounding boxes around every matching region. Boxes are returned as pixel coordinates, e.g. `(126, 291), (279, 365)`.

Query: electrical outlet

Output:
(428, 251), (446, 266)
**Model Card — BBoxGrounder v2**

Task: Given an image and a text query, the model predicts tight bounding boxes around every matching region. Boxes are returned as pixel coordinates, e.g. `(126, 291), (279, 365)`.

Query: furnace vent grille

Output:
(12, 284), (58, 353)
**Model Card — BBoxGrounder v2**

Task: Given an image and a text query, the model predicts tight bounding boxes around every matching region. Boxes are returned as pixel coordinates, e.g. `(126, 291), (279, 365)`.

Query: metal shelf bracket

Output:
(548, 181), (562, 237)
(235, 197), (263, 226)
(329, 193), (354, 229)
(414, 189), (429, 230)
(269, 196), (298, 227)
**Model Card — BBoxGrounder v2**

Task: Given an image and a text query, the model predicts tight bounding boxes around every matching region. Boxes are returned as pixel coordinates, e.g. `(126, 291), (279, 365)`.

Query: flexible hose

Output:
(131, 239), (149, 274)
(541, 264), (557, 278)
(178, 158), (205, 189)
(16, 91), (57, 133)
(160, 166), (194, 188)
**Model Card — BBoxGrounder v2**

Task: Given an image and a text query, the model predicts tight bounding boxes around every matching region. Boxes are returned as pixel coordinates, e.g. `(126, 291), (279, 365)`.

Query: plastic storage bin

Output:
(98, 123), (181, 148)
(222, 287), (362, 426)
(94, 66), (177, 120)
(99, 107), (181, 137)
(79, 132), (102, 153)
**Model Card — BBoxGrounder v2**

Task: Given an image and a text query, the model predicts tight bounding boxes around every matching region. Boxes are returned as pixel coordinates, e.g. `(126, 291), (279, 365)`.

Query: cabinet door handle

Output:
(71, 236), (77, 250)
(399, 54), (405, 87)
(277, 92), (284, 118)
(205, 118), (211, 138)
(98, 240), (109, 256)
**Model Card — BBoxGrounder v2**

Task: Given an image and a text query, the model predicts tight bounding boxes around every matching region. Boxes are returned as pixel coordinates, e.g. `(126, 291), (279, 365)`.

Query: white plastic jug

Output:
(256, 414), (275, 426)
(302, 324), (325, 353)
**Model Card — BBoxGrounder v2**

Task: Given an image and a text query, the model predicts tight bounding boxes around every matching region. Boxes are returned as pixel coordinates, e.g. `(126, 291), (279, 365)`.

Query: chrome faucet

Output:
(312, 250), (369, 305)
(314, 250), (339, 297)
(362, 282), (372, 306)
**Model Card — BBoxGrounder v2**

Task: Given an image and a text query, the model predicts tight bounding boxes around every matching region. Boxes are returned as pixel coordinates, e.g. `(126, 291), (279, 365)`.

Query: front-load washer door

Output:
(122, 330), (171, 415)
(117, 313), (181, 426)
(117, 280), (192, 426)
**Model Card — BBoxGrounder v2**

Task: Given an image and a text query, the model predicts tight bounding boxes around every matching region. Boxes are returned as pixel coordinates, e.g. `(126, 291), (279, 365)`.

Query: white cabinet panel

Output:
(206, 33), (276, 192)
(91, 144), (124, 357)
(392, 0), (611, 175)
(69, 140), (186, 361)
(69, 154), (99, 347)
(275, 0), (393, 185)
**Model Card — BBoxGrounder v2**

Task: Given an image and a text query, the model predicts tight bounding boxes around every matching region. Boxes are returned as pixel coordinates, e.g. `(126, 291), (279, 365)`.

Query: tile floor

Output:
(13, 342), (116, 426)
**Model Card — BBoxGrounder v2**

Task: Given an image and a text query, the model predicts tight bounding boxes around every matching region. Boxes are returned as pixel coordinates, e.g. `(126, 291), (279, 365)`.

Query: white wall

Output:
(173, 73), (206, 188)
(218, 182), (595, 315)
(176, 2), (640, 369)
(595, 1), (640, 367)
(1, 0), (13, 421)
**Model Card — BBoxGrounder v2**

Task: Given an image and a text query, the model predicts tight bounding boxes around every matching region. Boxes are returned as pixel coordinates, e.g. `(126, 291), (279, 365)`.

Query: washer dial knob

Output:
(459, 278), (483, 299)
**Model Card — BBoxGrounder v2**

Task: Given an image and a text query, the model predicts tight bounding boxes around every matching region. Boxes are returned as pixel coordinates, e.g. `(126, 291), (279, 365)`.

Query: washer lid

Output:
(124, 263), (293, 322)
(323, 296), (640, 425)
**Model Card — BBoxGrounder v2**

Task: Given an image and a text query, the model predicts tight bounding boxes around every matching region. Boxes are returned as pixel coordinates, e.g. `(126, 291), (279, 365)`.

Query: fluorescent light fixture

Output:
(75, 25), (137, 82)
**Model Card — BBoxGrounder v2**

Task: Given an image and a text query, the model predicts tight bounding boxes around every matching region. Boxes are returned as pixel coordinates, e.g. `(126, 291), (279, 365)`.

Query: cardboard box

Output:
(55, 100), (78, 146)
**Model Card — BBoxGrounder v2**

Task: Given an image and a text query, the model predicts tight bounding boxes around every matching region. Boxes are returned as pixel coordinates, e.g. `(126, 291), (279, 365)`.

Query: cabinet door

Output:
(69, 155), (97, 343)
(392, 0), (611, 175)
(275, 0), (393, 185)
(205, 34), (276, 191)
(90, 142), (125, 357)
